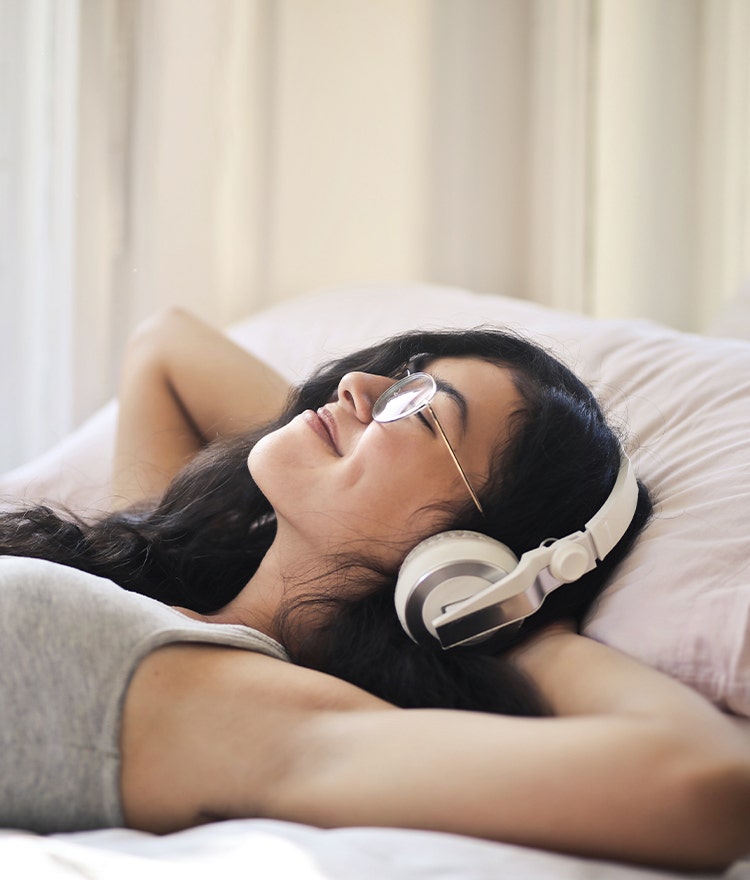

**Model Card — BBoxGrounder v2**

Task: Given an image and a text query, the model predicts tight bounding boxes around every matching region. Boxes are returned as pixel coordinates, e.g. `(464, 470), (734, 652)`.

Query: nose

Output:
(337, 372), (395, 423)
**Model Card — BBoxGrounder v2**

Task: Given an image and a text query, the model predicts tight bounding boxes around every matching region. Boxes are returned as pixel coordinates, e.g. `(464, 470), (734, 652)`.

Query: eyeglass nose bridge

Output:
(372, 373), (485, 517)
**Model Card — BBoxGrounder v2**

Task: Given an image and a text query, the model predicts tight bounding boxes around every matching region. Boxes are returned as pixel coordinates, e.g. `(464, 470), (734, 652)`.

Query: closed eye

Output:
(416, 410), (435, 434)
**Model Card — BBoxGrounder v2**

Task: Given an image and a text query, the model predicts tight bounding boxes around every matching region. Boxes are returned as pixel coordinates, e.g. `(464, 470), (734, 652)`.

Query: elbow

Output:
(675, 746), (750, 871)
(120, 307), (198, 383)
(125, 306), (191, 353)
(623, 723), (750, 872)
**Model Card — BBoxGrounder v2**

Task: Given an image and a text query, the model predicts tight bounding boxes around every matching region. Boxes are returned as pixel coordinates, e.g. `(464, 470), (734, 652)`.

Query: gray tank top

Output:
(0, 555), (289, 833)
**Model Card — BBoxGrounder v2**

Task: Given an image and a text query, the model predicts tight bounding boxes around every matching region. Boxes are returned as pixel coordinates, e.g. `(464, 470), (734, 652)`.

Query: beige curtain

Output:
(3, 0), (750, 470)
(1, 0), (79, 471)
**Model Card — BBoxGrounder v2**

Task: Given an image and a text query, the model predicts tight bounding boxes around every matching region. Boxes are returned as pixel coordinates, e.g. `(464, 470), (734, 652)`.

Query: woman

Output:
(0, 309), (748, 869)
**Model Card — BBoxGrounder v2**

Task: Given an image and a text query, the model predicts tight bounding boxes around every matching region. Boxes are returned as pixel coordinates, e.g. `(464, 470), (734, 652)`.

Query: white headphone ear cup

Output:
(395, 531), (519, 644)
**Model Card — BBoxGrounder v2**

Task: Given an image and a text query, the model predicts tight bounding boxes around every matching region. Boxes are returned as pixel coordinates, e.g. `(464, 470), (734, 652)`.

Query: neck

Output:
(172, 519), (383, 650)
(188, 545), (287, 640)
(174, 522), (329, 643)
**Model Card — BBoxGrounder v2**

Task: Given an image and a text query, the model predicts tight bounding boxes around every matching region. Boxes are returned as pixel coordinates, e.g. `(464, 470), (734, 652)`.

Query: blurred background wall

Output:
(2, 0), (750, 470)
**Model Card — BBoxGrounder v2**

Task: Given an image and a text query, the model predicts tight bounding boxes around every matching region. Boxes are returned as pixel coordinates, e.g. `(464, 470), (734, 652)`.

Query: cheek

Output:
(346, 447), (458, 533)
(247, 422), (462, 549)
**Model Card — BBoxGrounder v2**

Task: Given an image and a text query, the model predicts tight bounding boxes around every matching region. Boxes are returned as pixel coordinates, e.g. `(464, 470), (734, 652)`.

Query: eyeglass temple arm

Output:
(425, 403), (485, 516)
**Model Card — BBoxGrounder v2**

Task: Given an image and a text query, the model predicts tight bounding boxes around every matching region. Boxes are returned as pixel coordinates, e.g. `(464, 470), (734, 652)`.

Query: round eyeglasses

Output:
(372, 372), (485, 515)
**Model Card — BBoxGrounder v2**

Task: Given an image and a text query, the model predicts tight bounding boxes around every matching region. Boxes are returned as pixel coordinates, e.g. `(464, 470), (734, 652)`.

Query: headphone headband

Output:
(582, 453), (639, 559)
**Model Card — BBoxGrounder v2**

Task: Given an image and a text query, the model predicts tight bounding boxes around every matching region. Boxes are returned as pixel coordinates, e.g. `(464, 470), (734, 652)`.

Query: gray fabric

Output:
(0, 556), (289, 833)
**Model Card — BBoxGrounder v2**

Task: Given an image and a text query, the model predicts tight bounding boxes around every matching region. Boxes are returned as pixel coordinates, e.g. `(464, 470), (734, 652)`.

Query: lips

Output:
(303, 407), (341, 455)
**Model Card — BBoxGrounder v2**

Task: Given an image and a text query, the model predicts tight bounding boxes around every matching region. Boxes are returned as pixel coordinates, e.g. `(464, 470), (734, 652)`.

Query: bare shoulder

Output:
(120, 642), (389, 832)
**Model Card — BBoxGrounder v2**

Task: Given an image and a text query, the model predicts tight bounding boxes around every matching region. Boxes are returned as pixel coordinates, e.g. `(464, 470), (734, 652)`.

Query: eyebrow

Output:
(432, 377), (468, 437)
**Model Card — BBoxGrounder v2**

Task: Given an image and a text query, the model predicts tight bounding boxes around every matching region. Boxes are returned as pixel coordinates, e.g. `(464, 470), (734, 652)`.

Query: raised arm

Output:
(112, 308), (291, 508)
(278, 631), (750, 870)
(121, 629), (750, 871)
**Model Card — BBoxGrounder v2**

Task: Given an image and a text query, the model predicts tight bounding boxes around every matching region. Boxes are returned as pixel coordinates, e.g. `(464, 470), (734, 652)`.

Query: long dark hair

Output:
(0, 328), (652, 717)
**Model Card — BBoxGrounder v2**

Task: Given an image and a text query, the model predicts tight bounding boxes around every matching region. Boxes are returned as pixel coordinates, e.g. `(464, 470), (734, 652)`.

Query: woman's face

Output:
(248, 357), (523, 566)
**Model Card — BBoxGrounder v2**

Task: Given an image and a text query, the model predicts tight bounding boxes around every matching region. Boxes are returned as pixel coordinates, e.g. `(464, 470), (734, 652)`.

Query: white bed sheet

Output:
(2, 820), (749, 880)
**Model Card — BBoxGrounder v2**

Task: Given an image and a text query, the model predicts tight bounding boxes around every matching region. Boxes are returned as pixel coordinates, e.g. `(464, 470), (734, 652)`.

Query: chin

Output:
(246, 437), (273, 489)
(245, 432), (301, 516)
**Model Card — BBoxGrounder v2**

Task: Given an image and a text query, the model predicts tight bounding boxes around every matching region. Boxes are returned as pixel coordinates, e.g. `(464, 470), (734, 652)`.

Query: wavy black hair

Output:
(0, 328), (652, 717)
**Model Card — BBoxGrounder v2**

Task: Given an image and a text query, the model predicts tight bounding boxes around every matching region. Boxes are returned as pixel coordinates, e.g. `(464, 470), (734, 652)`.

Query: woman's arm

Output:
(276, 632), (750, 870)
(112, 308), (290, 508)
(121, 631), (750, 871)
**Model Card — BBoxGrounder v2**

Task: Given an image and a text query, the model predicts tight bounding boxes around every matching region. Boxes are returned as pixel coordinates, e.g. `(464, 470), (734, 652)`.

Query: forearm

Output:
(269, 630), (750, 870)
(112, 340), (199, 507)
(112, 308), (291, 507)
(136, 308), (290, 441)
(511, 625), (735, 727)
(274, 706), (750, 870)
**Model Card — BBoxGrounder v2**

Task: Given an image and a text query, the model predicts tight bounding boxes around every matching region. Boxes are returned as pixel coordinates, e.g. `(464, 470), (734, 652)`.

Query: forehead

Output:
(424, 356), (517, 398)
(425, 356), (522, 444)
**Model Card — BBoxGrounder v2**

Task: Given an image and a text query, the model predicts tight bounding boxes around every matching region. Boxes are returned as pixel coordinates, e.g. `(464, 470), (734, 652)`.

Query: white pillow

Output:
(3, 283), (749, 715)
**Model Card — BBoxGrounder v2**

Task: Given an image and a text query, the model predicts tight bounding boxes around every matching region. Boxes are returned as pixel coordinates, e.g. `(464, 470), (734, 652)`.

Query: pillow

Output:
(3, 283), (749, 715)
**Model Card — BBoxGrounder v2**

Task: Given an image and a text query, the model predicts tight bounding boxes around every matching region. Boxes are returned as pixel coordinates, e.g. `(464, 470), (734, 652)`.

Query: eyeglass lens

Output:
(372, 373), (436, 422)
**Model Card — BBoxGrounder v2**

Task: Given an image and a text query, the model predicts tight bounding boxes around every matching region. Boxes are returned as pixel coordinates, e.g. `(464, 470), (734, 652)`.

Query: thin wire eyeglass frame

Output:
(371, 371), (485, 516)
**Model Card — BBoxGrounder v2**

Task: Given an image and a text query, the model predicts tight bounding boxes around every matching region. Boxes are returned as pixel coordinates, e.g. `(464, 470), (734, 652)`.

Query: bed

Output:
(1, 283), (749, 879)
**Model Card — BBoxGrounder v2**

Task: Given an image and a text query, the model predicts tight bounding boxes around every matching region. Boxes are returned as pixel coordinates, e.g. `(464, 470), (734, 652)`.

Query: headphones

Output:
(394, 451), (639, 649)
